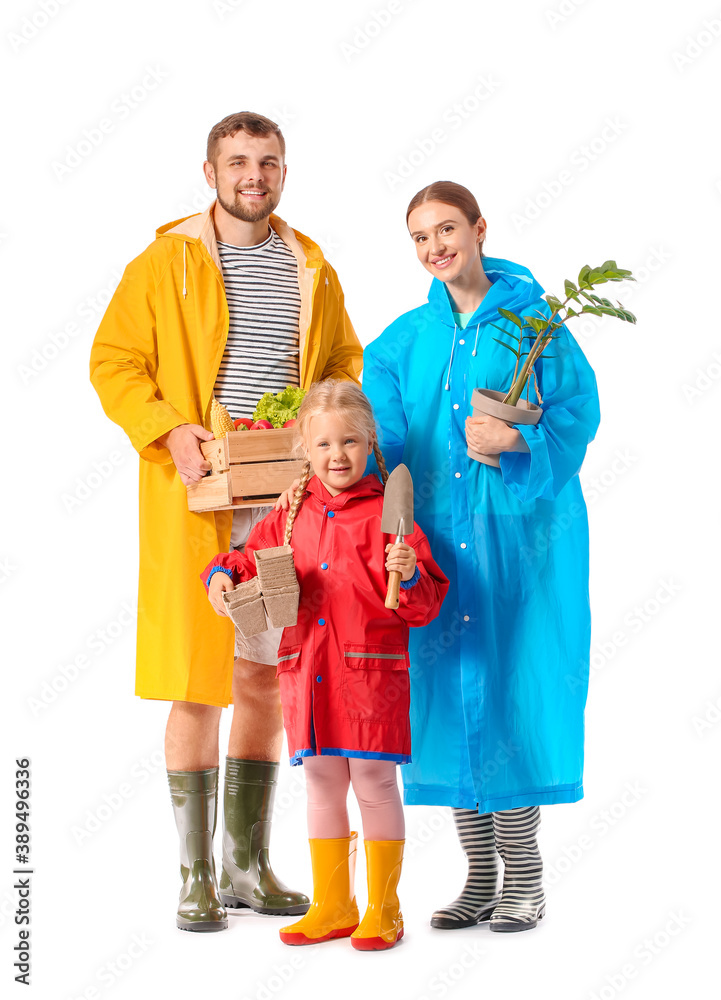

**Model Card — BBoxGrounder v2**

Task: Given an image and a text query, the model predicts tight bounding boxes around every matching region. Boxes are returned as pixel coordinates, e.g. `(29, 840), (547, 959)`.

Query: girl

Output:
(362, 182), (600, 932)
(202, 380), (448, 950)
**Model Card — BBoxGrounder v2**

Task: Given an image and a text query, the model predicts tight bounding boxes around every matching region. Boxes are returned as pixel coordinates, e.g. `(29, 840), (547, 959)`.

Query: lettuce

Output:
(253, 386), (307, 428)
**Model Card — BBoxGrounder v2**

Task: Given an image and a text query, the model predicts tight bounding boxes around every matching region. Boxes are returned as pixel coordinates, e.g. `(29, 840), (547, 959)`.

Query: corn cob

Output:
(210, 398), (235, 439)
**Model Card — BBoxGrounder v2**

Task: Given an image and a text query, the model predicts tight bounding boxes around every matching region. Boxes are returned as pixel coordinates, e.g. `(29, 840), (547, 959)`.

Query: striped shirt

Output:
(213, 227), (301, 419)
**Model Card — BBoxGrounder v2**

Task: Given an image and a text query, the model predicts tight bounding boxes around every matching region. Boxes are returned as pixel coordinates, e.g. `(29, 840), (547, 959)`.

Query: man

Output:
(90, 112), (362, 931)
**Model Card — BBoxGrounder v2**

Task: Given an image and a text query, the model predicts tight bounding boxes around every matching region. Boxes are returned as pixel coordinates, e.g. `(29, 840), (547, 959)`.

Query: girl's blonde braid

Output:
(283, 460), (313, 546)
(373, 441), (390, 485)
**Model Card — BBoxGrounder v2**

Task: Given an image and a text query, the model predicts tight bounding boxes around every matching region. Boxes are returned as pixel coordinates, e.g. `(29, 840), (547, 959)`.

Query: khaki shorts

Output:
(230, 506), (283, 666)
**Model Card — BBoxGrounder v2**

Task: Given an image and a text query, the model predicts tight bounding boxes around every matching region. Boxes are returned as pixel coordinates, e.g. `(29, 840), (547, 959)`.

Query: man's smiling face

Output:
(204, 131), (286, 223)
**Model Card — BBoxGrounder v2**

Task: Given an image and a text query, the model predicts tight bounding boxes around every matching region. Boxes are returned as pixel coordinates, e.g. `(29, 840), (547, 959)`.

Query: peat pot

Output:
(467, 388), (542, 468)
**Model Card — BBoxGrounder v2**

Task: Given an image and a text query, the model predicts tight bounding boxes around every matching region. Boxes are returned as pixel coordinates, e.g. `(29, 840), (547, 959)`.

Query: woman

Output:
(362, 181), (600, 932)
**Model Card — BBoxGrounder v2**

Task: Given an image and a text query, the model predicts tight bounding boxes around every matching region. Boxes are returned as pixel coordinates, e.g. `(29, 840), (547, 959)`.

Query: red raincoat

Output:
(202, 475), (448, 764)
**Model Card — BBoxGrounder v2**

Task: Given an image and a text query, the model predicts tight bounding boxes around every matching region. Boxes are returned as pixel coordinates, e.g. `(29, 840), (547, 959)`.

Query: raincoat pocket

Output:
(339, 642), (409, 724)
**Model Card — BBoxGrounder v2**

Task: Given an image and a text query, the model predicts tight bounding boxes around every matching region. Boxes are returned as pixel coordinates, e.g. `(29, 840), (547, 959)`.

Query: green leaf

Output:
(578, 264), (592, 288)
(489, 322), (521, 343)
(580, 305), (603, 316)
(545, 294), (563, 314)
(564, 279), (578, 297)
(497, 307), (524, 329)
(525, 315), (547, 334)
(493, 338), (522, 356)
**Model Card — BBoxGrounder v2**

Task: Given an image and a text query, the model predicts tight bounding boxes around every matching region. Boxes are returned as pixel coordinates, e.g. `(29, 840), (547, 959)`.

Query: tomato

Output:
(234, 417), (253, 430)
(250, 420), (273, 430)
(282, 419), (297, 428)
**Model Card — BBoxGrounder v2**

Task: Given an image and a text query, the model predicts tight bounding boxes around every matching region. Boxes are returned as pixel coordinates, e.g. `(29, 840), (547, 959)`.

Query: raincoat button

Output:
(318, 618), (326, 626)
(455, 472), (461, 479)
(453, 403), (459, 410)
(459, 339), (465, 345)
(316, 675), (322, 683)
(321, 562), (328, 570)
(460, 543), (467, 549)
(463, 615), (470, 622)
(327, 511), (335, 518)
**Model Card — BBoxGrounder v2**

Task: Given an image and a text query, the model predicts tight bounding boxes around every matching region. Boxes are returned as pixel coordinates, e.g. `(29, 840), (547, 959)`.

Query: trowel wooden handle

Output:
(385, 571), (401, 610)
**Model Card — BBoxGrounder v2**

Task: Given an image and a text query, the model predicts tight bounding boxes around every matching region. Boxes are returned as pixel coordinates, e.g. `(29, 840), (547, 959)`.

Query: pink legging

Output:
(303, 756), (405, 841)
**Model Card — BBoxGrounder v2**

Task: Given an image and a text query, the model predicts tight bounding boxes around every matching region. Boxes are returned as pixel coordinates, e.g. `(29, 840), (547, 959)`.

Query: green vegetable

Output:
(252, 386), (307, 428)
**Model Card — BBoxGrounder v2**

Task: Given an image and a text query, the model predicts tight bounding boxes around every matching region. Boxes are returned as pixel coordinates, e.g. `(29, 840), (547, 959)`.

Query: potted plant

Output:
(468, 261), (637, 467)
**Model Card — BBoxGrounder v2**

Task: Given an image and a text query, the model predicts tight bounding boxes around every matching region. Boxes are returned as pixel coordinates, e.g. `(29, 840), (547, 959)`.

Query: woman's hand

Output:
(465, 415), (525, 456)
(385, 542), (417, 582)
(208, 572), (233, 617)
(275, 479), (300, 511)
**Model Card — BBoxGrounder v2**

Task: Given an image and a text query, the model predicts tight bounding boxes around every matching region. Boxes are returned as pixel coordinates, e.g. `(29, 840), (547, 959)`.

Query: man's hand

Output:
(465, 415), (524, 456)
(275, 478), (301, 511)
(159, 424), (214, 485)
(385, 542), (417, 582)
(208, 572), (233, 616)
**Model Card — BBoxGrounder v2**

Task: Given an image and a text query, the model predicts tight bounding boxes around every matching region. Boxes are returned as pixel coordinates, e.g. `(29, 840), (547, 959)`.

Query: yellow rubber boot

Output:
(279, 833), (359, 945)
(351, 840), (404, 951)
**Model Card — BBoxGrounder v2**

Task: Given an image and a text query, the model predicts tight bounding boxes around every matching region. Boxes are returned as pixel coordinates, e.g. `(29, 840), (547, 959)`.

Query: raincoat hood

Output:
(427, 255), (545, 328)
(305, 473), (384, 508)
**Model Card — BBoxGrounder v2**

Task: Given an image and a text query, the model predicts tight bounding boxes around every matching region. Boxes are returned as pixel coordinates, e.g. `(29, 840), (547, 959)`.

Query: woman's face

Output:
(408, 200), (486, 284)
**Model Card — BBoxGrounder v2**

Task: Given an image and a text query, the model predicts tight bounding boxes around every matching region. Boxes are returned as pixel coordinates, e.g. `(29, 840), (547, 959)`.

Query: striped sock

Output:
(490, 806), (545, 932)
(430, 809), (500, 929)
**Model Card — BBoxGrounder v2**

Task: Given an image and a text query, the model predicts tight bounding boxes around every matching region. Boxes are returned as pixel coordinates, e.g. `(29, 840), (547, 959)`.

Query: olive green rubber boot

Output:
(167, 767), (228, 932)
(219, 757), (310, 915)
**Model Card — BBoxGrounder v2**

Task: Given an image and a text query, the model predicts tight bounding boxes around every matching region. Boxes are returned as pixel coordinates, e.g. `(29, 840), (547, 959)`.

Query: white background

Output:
(2, 1), (719, 998)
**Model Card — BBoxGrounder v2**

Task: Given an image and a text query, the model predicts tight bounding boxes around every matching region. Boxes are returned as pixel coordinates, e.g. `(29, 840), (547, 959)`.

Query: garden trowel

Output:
(381, 464), (414, 610)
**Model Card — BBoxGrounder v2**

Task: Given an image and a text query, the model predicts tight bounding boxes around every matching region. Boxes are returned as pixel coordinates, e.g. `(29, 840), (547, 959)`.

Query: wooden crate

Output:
(186, 428), (306, 512)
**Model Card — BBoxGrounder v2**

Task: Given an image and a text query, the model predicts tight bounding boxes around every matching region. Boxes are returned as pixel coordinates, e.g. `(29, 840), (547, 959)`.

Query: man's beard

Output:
(216, 185), (281, 223)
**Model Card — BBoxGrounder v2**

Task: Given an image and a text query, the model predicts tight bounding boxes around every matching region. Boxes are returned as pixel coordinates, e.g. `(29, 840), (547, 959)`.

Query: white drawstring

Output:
(444, 323), (458, 391)
(471, 322), (481, 357)
(182, 242), (187, 298)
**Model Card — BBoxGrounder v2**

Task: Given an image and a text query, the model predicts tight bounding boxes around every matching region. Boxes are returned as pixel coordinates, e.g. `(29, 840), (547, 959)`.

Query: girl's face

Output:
(305, 412), (373, 497)
(408, 200), (485, 284)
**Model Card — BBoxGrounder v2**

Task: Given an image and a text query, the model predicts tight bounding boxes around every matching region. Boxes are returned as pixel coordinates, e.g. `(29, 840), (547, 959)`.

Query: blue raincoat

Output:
(363, 257), (600, 813)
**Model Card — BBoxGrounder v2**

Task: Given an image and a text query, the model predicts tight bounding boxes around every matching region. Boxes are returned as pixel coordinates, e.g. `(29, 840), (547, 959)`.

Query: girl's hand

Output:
(208, 572), (233, 616)
(465, 415), (524, 455)
(275, 478), (300, 511)
(385, 542), (417, 582)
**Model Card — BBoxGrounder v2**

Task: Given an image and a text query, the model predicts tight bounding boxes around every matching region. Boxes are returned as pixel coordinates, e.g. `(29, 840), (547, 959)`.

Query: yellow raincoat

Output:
(90, 203), (362, 706)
